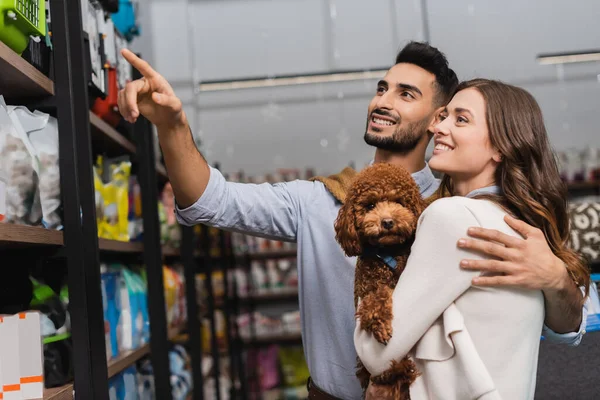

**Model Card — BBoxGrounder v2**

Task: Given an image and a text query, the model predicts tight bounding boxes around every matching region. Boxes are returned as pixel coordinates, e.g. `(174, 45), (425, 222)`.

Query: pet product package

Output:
(0, 97), (38, 225)
(128, 175), (143, 241)
(103, 161), (131, 241)
(0, 315), (21, 400)
(159, 183), (181, 248)
(251, 261), (268, 294)
(101, 267), (122, 359)
(169, 345), (192, 400)
(137, 360), (155, 400)
(122, 366), (139, 400)
(11, 107), (62, 229)
(118, 267), (137, 352)
(108, 371), (124, 400)
(18, 312), (44, 399)
(585, 282), (600, 332)
(278, 346), (310, 388)
(118, 268), (150, 351)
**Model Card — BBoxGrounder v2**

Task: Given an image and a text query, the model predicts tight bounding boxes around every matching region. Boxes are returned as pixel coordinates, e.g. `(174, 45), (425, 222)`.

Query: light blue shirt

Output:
(176, 166), (586, 399)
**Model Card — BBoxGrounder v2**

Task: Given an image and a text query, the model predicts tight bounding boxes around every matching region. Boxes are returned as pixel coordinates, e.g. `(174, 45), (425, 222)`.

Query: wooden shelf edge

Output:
(42, 383), (73, 400)
(89, 112), (136, 154)
(0, 224), (63, 247)
(567, 181), (600, 191)
(98, 238), (144, 253)
(107, 344), (151, 378)
(168, 323), (187, 340)
(242, 333), (302, 346)
(0, 40), (54, 97)
(245, 249), (297, 260)
(241, 290), (299, 302)
(162, 245), (181, 257)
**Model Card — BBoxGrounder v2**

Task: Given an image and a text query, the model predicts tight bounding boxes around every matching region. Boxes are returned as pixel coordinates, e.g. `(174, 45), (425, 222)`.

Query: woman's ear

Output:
(492, 150), (503, 163)
(334, 201), (362, 257)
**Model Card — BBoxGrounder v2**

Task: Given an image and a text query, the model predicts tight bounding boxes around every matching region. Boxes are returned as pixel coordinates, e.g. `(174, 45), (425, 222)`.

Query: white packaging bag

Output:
(0, 96), (38, 225)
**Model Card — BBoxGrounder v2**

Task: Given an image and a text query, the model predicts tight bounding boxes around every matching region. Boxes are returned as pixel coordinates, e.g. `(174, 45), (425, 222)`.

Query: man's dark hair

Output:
(395, 41), (458, 107)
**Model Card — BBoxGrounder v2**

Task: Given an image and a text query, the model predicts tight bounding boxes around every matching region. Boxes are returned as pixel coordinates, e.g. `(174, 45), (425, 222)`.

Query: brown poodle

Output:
(334, 163), (427, 399)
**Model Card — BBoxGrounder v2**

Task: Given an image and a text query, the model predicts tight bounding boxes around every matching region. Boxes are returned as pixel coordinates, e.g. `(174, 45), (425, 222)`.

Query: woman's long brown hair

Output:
(435, 79), (590, 296)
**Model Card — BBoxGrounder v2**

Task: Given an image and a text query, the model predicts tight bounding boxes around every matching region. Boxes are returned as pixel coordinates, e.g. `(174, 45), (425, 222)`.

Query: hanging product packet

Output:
(0, 96), (39, 225)
(102, 159), (131, 241)
(10, 106), (62, 229)
(94, 159), (108, 239)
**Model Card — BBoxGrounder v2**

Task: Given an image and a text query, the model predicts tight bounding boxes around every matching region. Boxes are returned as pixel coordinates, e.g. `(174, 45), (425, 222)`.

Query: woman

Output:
(354, 79), (590, 399)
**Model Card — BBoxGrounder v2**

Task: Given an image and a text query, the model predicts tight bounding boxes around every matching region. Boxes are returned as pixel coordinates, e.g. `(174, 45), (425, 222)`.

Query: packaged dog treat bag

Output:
(0, 96), (38, 225)
(10, 106), (62, 230)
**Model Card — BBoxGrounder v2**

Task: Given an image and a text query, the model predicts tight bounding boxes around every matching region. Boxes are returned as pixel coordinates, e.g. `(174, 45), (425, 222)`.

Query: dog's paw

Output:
(356, 288), (393, 344)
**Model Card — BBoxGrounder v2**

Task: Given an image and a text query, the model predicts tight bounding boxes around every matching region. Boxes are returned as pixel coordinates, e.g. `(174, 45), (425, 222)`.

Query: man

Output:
(118, 42), (587, 399)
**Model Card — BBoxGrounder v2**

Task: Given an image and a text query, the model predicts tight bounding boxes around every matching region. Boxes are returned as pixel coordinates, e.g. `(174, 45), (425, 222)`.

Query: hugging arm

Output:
(460, 215), (587, 342)
(354, 199), (484, 376)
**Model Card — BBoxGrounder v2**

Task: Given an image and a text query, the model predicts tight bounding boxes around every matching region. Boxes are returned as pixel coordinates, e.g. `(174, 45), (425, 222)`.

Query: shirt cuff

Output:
(175, 165), (224, 226)
(541, 286), (589, 346)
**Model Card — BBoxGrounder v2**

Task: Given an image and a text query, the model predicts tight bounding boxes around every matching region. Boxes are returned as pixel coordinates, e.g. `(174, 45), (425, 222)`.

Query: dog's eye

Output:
(365, 203), (375, 211)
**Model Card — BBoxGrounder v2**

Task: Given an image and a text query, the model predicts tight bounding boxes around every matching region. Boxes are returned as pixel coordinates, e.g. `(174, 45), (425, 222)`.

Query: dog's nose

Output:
(382, 219), (394, 230)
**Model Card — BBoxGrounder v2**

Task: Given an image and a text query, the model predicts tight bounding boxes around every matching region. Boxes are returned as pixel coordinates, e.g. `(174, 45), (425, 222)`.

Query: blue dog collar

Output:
(364, 247), (398, 270)
(377, 254), (398, 270)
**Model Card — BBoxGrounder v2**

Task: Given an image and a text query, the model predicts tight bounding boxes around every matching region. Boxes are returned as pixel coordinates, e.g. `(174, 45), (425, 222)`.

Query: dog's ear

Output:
(335, 201), (362, 256)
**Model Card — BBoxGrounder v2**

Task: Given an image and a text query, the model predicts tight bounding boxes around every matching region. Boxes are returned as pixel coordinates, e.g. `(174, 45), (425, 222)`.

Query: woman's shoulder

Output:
(421, 196), (507, 229)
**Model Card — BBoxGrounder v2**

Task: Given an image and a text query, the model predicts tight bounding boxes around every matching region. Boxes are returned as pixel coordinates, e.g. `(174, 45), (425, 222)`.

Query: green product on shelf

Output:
(278, 347), (310, 388)
(0, 0), (46, 55)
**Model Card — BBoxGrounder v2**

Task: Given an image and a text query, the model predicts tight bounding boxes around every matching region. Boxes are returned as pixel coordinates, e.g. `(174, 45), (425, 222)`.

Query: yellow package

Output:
(94, 158), (108, 239)
(201, 318), (211, 353)
(163, 266), (177, 326)
(111, 161), (131, 242)
(102, 180), (119, 240)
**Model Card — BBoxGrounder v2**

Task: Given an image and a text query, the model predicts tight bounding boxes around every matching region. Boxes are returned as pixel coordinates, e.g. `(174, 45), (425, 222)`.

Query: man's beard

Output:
(364, 113), (430, 153)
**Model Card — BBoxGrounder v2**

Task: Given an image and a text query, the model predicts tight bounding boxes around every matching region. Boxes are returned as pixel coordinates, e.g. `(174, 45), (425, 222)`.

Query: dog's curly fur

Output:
(334, 163), (426, 399)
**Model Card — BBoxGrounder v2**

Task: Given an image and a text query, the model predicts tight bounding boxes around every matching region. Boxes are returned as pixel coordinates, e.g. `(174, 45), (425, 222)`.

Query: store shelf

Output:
(107, 344), (151, 378)
(89, 112), (136, 155)
(171, 333), (189, 344)
(98, 238), (184, 258)
(240, 290), (299, 303)
(0, 224), (63, 248)
(98, 238), (144, 253)
(245, 249), (297, 260)
(163, 245), (181, 257)
(567, 181), (600, 191)
(203, 348), (229, 357)
(243, 333), (302, 347)
(168, 323), (187, 340)
(0, 40), (54, 98)
(42, 383), (74, 400)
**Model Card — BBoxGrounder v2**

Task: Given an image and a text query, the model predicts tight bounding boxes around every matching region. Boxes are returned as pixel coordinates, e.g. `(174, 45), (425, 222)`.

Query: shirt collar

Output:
(366, 160), (437, 195)
(411, 163), (437, 195)
(465, 185), (502, 198)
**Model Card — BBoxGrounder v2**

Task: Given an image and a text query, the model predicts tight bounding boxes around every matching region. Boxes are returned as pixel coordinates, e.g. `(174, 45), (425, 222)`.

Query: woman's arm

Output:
(354, 198), (486, 376)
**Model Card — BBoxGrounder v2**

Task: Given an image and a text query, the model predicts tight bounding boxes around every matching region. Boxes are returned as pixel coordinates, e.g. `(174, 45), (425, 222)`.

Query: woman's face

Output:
(429, 88), (501, 181)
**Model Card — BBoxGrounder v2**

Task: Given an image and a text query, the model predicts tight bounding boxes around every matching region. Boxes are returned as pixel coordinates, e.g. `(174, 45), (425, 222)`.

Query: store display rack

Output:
(0, 40), (54, 97)
(0, 1), (183, 399)
(1, 3), (305, 399)
(567, 180), (600, 192)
